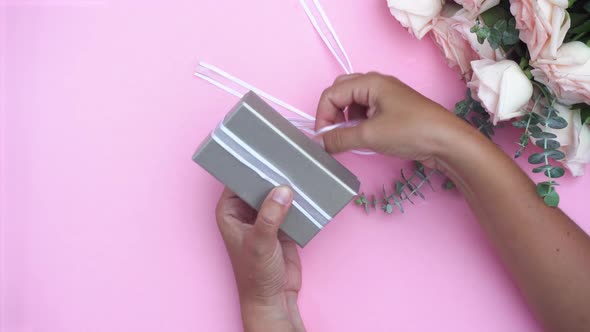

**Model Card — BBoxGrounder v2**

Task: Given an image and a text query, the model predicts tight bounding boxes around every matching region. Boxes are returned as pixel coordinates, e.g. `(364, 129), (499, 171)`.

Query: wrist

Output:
(240, 294), (304, 332)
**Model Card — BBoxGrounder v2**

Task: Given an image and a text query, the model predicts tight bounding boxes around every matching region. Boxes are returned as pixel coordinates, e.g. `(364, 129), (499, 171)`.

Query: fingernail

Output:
(272, 186), (292, 206)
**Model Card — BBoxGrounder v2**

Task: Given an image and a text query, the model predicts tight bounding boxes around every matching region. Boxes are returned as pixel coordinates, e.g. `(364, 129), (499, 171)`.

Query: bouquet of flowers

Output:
(387, 0), (590, 206)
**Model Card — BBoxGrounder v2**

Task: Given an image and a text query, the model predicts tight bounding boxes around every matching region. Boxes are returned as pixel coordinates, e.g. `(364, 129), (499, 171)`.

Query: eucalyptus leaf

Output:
(512, 120), (528, 128)
(546, 167), (565, 178)
(528, 125), (542, 134)
(384, 203), (393, 214)
(392, 196), (404, 213)
(537, 182), (552, 196)
(528, 150), (566, 163)
(532, 165), (554, 173)
(531, 131), (557, 139)
(534, 139), (561, 150)
(487, 28), (502, 49)
(544, 190), (560, 207)
(502, 29), (519, 45)
(546, 115), (568, 129)
(546, 149), (566, 161)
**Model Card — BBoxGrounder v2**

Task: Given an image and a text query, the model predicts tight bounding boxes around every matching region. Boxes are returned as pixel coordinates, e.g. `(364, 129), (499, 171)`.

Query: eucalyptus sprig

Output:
(512, 86), (568, 207)
(470, 4), (520, 51)
(354, 161), (443, 215)
(454, 89), (496, 139)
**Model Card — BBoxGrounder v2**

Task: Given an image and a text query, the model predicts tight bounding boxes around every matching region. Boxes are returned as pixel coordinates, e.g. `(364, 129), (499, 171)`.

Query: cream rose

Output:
(430, 7), (505, 79)
(454, 0), (499, 15)
(467, 59), (533, 124)
(565, 120), (590, 176)
(510, 0), (570, 60)
(387, 0), (444, 39)
(532, 41), (590, 105)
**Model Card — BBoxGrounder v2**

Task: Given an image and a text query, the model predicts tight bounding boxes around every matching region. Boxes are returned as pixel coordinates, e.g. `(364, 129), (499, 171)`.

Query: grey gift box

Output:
(193, 91), (360, 247)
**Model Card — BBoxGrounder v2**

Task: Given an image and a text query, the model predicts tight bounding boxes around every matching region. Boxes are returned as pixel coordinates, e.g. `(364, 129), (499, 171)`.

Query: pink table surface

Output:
(1, 0), (589, 331)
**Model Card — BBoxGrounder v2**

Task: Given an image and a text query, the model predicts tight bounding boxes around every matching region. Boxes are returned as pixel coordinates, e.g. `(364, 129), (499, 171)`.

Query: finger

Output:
(322, 121), (371, 154)
(315, 74), (382, 131)
(253, 186), (293, 254)
(333, 73), (362, 84)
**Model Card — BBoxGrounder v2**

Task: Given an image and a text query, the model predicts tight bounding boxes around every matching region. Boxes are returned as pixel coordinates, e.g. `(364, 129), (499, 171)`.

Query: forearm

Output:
(434, 120), (590, 331)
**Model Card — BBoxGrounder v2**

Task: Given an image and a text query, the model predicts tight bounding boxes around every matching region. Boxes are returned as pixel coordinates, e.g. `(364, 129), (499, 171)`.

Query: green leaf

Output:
(508, 17), (516, 29)
(570, 13), (590, 27)
(546, 149), (566, 161)
(494, 19), (508, 32)
(537, 182), (552, 196)
(481, 6), (511, 27)
(512, 120), (528, 128)
(528, 150), (566, 164)
(546, 166), (565, 178)
(534, 139), (561, 150)
(442, 179), (455, 190)
(355, 197), (363, 205)
(502, 31), (519, 45)
(454, 99), (470, 118)
(585, 1), (590, 12)
(528, 125), (542, 134)
(544, 190), (560, 207)
(546, 115), (568, 129)
(475, 27), (491, 44)
(531, 131), (557, 139)
(532, 165), (554, 173)
(568, 0), (576, 8)
(394, 180), (405, 195)
(392, 196), (404, 213)
(383, 203), (393, 214)
(575, 103), (590, 124)
(487, 28), (502, 49)
(529, 153), (545, 164)
(570, 20), (590, 34)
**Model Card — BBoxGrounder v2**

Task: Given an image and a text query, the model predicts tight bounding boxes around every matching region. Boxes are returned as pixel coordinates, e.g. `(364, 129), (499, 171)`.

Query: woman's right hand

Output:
(315, 72), (474, 169)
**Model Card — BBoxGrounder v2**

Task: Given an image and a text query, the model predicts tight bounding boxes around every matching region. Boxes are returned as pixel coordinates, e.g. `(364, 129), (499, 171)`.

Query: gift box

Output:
(193, 91), (360, 247)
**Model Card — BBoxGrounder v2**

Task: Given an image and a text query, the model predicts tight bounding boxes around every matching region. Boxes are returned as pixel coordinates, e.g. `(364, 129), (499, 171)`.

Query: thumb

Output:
(322, 124), (369, 154)
(253, 186), (293, 253)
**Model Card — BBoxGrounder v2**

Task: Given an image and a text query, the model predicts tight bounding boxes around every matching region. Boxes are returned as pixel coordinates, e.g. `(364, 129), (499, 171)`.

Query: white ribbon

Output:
(299, 0), (353, 74)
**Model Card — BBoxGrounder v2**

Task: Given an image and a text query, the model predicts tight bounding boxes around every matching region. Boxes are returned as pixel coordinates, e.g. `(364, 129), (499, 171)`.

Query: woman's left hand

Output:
(216, 186), (306, 332)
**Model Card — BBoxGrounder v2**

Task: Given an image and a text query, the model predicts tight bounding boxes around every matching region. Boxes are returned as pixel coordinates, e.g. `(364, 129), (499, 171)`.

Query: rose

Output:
(531, 41), (590, 105)
(565, 120), (590, 177)
(387, 0), (444, 39)
(454, 0), (499, 15)
(430, 6), (505, 79)
(510, 0), (570, 60)
(467, 59), (533, 124)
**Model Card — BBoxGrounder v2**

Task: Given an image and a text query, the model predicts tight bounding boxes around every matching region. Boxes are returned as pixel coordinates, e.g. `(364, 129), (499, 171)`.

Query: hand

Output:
(315, 72), (473, 169)
(216, 186), (306, 332)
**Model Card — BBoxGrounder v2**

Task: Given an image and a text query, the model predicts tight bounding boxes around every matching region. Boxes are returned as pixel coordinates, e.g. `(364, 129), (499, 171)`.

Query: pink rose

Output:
(454, 0), (499, 15)
(532, 41), (590, 105)
(510, 0), (570, 60)
(387, 0), (444, 39)
(467, 59), (533, 124)
(430, 7), (505, 79)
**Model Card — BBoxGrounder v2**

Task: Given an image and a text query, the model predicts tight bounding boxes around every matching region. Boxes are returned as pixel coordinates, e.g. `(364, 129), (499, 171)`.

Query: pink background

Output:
(1, 0), (589, 331)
